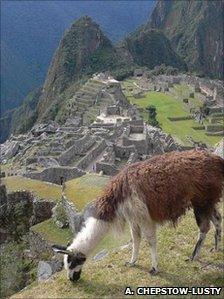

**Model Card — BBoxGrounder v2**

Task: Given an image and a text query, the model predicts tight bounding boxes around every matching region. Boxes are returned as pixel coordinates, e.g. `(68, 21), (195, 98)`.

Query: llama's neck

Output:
(68, 217), (109, 256)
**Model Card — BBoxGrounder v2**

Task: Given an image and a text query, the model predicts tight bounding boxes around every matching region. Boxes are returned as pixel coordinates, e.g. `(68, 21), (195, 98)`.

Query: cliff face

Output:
(37, 16), (125, 121)
(119, 26), (186, 70)
(148, 0), (224, 79)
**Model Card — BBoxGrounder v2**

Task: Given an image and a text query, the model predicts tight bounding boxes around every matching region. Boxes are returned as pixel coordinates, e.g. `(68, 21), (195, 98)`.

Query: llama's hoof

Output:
(149, 267), (158, 276)
(210, 247), (221, 252)
(125, 261), (136, 267)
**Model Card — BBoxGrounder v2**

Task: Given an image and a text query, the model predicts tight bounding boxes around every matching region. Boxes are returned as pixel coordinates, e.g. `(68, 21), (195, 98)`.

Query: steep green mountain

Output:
(0, 89), (41, 143)
(1, 1), (155, 114)
(37, 16), (130, 121)
(11, 88), (42, 134)
(148, 0), (223, 79)
(1, 14), (187, 140)
(119, 26), (186, 70)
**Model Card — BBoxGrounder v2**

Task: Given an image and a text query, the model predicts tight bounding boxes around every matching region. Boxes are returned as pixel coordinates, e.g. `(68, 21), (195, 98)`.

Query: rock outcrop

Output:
(0, 187), (55, 243)
(119, 26), (186, 71)
(148, 0), (223, 79)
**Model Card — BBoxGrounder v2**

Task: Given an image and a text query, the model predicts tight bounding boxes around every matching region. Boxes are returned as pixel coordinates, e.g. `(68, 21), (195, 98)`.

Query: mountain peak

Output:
(37, 16), (117, 121)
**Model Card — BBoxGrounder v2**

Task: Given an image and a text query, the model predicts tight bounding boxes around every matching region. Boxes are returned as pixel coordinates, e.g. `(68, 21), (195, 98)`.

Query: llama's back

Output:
(94, 150), (224, 225)
(125, 150), (224, 224)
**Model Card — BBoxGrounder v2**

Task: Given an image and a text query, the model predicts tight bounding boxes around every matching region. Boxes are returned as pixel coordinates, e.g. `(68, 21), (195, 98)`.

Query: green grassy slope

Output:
(1, 173), (109, 210)
(65, 173), (109, 210)
(1, 176), (61, 200)
(122, 80), (222, 146)
(12, 208), (224, 298)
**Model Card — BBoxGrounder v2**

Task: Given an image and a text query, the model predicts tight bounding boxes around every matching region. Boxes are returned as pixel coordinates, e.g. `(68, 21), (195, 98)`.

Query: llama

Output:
(52, 149), (223, 281)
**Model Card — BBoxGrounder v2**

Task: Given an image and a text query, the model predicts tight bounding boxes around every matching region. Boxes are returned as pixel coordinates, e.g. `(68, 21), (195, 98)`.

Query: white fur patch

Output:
(68, 217), (109, 255)
(114, 193), (155, 235)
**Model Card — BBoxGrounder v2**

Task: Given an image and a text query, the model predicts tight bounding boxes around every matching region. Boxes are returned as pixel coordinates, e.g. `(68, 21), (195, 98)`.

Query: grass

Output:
(173, 84), (204, 109)
(65, 173), (109, 210)
(1, 176), (61, 200)
(12, 208), (224, 299)
(31, 219), (73, 245)
(1, 173), (109, 211)
(122, 80), (222, 146)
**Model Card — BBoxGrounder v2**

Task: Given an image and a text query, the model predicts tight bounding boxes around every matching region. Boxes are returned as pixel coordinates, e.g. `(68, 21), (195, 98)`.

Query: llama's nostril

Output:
(69, 270), (81, 282)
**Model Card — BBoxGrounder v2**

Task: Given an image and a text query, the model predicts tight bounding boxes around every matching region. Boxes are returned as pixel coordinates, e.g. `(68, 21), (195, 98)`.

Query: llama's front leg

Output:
(125, 223), (141, 267)
(144, 224), (158, 275)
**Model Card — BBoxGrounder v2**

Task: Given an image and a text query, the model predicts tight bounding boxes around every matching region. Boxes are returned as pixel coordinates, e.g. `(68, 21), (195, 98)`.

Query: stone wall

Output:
(127, 151), (139, 164)
(62, 198), (83, 233)
(31, 199), (55, 226)
(59, 134), (96, 166)
(0, 187), (55, 244)
(105, 105), (120, 116)
(114, 144), (136, 158)
(122, 136), (148, 155)
(76, 140), (107, 170)
(27, 166), (85, 184)
(130, 125), (144, 134)
(96, 162), (118, 176)
(100, 146), (115, 164)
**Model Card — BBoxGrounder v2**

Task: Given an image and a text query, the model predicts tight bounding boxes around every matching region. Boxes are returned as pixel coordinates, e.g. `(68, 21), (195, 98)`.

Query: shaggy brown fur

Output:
(95, 150), (224, 224)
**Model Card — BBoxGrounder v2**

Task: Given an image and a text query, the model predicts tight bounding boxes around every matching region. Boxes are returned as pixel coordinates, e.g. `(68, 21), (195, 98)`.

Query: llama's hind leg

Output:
(190, 208), (211, 261)
(143, 224), (158, 275)
(211, 207), (222, 251)
(125, 222), (141, 267)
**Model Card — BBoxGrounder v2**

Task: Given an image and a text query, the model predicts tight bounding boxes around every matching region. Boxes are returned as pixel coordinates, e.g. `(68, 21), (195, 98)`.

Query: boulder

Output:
(31, 199), (55, 225)
(37, 260), (63, 282)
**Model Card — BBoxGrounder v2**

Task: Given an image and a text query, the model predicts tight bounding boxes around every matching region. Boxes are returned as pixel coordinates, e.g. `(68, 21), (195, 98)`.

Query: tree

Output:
(146, 105), (160, 127)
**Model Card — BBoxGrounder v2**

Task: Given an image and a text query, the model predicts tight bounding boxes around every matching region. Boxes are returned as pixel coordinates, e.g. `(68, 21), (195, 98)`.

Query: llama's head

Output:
(52, 244), (86, 281)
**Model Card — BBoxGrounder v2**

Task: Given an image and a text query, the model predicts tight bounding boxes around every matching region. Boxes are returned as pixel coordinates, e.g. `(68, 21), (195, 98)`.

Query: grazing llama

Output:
(52, 150), (223, 281)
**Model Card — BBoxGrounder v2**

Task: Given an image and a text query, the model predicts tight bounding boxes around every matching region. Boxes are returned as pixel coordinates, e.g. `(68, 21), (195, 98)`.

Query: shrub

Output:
(145, 105), (160, 128)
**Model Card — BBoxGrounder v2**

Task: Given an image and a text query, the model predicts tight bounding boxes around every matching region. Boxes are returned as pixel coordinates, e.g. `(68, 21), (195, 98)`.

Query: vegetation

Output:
(12, 208), (224, 298)
(0, 88), (41, 142)
(0, 199), (33, 242)
(2, 173), (109, 211)
(146, 105), (160, 128)
(147, 64), (179, 76)
(120, 27), (186, 71)
(1, 176), (62, 201)
(148, 0), (223, 79)
(65, 173), (109, 210)
(31, 219), (73, 245)
(123, 80), (221, 146)
(0, 240), (36, 298)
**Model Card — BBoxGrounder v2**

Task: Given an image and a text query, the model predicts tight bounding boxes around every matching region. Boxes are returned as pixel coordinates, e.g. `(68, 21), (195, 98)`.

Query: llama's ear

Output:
(52, 244), (71, 255)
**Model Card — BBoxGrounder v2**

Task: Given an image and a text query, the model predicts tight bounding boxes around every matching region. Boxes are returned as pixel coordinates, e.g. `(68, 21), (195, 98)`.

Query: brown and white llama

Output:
(52, 149), (223, 281)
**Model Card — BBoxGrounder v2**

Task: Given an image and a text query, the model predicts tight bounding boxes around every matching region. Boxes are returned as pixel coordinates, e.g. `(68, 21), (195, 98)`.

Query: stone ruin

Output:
(1, 74), (222, 184)
(1, 73), (211, 185)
